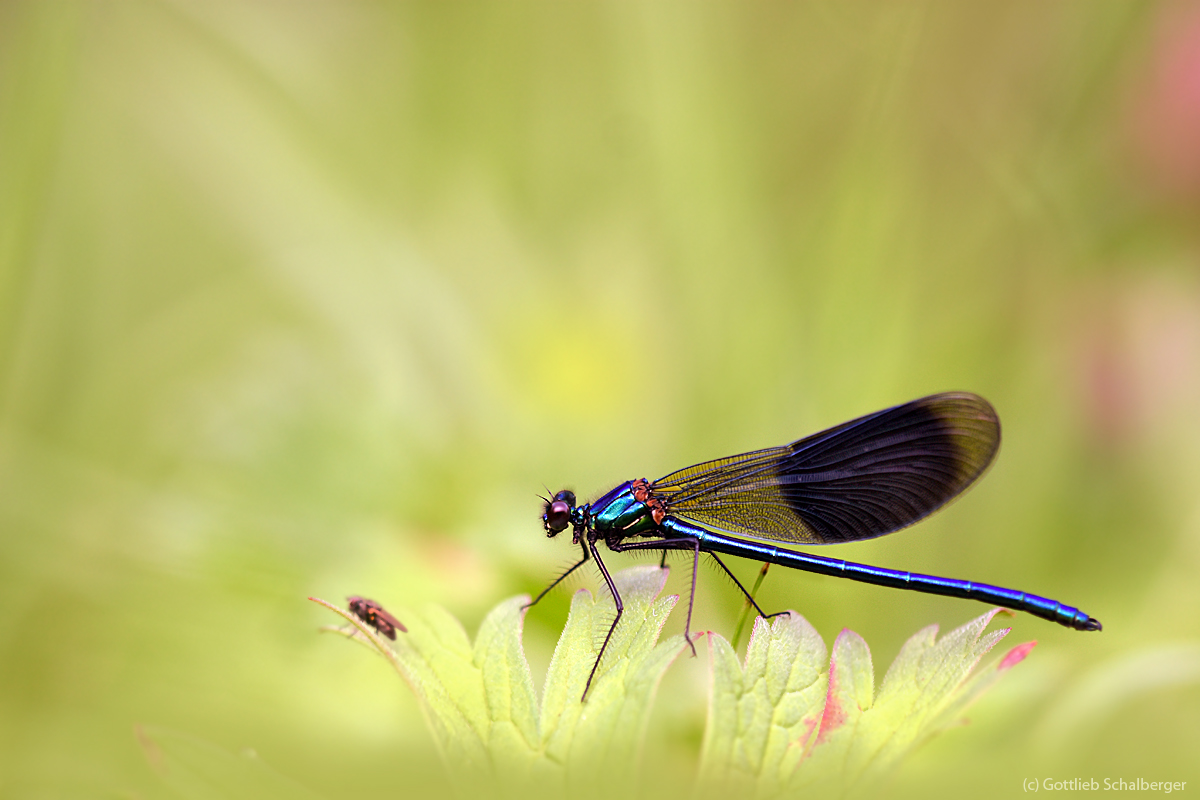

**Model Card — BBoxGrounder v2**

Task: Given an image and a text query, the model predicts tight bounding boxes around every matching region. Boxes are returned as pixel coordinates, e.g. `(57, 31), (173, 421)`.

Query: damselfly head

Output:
(543, 489), (576, 536)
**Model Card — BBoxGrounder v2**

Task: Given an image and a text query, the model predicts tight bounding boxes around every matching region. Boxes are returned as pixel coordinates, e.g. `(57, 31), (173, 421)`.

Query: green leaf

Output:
(698, 608), (1026, 798)
(312, 564), (689, 796)
(317, 578), (1033, 799)
(698, 610), (829, 797)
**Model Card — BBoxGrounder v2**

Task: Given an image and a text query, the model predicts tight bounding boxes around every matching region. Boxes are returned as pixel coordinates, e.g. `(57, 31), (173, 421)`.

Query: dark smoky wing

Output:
(653, 393), (1001, 544)
(373, 607), (407, 634)
(346, 596), (406, 635)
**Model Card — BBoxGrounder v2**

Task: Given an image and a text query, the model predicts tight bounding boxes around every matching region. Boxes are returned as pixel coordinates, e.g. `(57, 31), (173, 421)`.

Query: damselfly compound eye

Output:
(544, 500), (572, 535)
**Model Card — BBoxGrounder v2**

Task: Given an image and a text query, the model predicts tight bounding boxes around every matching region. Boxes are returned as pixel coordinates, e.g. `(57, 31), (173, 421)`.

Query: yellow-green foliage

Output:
(311, 567), (1028, 799)
(3, 3), (1198, 797)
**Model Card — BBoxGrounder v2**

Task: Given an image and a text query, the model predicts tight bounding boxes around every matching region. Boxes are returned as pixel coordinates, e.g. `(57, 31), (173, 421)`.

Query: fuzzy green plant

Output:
(313, 565), (1034, 799)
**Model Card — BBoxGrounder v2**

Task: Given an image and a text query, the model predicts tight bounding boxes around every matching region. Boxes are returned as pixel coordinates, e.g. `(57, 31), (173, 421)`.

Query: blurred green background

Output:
(3, 1), (1199, 797)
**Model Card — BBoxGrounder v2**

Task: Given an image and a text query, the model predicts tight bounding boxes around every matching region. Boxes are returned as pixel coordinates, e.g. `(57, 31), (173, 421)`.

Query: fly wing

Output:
(374, 606), (407, 634)
(652, 393), (1000, 544)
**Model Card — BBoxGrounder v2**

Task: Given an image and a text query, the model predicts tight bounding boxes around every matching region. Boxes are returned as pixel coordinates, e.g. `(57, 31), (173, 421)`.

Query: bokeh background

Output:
(3, 2), (1199, 797)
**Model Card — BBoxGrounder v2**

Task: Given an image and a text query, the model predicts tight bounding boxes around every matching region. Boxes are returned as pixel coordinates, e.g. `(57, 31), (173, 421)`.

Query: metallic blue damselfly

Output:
(526, 392), (1101, 700)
